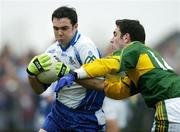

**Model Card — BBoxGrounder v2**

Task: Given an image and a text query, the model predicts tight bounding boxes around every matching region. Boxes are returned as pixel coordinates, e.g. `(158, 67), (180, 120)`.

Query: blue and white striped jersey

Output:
(45, 31), (105, 112)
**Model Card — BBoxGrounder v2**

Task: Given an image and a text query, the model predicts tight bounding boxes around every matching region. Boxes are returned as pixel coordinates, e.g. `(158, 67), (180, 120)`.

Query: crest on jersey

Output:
(85, 55), (96, 63)
(84, 51), (97, 63)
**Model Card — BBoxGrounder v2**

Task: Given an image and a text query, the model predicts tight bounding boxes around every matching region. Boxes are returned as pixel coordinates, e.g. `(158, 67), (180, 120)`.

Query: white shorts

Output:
(151, 97), (180, 132)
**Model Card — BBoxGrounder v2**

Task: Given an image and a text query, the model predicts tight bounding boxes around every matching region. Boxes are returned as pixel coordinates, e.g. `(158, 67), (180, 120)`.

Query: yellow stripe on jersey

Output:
(82, 58), (120, 78)
(127, 53), (155, 86)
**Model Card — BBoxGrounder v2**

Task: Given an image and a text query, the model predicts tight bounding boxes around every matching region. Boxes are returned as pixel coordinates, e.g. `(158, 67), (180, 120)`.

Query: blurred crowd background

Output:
(0, 0), (180, 132)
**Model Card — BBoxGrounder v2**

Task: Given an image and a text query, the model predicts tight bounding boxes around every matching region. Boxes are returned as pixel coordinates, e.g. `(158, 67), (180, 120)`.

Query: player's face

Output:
(110, 26), (126, 50)
(52, 17), (78, 47)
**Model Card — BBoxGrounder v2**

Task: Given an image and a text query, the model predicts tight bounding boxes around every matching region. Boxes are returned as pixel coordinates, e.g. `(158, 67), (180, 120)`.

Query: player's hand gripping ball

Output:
(37, 53), (60, 84)
(27, 52), (72, 85)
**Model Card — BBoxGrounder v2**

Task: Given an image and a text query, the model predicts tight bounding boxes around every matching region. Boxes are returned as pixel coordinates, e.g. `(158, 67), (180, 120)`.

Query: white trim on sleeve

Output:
(74, 67), (88, 79)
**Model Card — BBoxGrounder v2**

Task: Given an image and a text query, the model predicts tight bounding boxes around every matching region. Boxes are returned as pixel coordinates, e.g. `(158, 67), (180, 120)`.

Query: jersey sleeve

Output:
(104, 74), (131, 99)
(104, 73), (139, 99)
(82, 57), (120, 78)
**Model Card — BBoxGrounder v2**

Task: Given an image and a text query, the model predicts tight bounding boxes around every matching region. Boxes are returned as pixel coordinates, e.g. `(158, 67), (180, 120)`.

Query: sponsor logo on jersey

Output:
(69, 56), (76, 65)
(54, 55), (60, 62)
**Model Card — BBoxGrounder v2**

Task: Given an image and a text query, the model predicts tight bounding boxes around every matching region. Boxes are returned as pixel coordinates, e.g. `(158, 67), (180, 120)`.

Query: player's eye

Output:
(53, 26), (70, 32)
(113, 31), (117, 37)
(53, 26), (59, 31)
(60, 26), (70, 31)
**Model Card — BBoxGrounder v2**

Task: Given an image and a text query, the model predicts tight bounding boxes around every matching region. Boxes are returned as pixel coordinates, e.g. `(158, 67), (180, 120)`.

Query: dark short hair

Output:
(52, 6), (77, 25)
(116, 19), (146, 43)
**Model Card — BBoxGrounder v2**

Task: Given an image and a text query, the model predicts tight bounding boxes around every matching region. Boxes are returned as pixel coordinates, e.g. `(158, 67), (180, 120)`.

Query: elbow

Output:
(104, 83), (130, 100)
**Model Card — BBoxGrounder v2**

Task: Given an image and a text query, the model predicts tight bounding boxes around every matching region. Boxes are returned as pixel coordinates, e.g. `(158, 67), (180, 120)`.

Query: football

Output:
(37, 53), (59, 84)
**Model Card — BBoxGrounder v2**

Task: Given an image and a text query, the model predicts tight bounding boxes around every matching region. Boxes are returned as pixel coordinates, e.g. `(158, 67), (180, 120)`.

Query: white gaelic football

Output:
(37, 53), (59, 84)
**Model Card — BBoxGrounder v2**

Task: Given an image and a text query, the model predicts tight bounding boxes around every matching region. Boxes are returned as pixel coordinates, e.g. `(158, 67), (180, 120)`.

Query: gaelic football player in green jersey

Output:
(53, 19), (180, 132)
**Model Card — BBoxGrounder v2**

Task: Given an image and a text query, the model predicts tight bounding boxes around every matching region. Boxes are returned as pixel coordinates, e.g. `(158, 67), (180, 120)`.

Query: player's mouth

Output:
(57, 38), (64, 43)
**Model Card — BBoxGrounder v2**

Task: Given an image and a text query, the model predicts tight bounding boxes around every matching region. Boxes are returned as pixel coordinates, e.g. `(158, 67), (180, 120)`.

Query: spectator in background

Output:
(0, 45), (38, 131)
(35, 85), (55, 130)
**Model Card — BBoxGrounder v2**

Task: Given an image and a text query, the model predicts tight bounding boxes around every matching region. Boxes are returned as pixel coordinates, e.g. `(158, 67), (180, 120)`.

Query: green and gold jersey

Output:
(82, 41), (180, 107)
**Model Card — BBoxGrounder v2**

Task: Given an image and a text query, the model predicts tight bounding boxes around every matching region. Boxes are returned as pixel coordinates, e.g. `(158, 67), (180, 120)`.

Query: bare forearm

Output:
(75, 78), (104, 91)
(28, 76), (49, 95)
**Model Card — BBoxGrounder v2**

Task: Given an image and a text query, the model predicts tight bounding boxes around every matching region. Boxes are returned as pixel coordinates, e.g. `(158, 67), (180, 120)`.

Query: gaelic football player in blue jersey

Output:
(27, 6), (105, 132)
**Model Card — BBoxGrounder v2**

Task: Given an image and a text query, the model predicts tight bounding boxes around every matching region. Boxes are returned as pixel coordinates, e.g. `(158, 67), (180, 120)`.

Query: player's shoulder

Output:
(77, 34), (96, 47)
(122, 41), (145, 54)
(45, 41), (59, 52)
(113, 49), (122, 56)
(127, 41), (145, 49)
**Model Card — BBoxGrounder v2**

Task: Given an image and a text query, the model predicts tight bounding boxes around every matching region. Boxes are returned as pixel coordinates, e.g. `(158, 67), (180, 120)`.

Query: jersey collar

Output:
(59, 31), (81, 51)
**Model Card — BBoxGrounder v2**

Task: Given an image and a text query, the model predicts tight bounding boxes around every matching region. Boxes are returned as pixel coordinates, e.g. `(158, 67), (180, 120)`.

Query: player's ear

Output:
(73, 23), (78, 29)
(123, 33), (131, 43)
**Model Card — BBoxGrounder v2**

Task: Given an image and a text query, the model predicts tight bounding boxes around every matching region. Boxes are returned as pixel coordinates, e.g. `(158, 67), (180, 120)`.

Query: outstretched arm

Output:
(76, 78), (104, 91)
(76, 75), (132, 100)
(104, 75), (131, 99)
(75, 57), (120, 79)
(53, 57), (120, 92)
